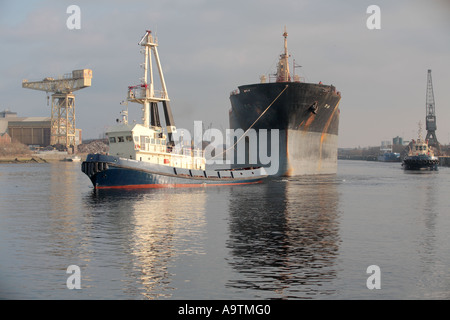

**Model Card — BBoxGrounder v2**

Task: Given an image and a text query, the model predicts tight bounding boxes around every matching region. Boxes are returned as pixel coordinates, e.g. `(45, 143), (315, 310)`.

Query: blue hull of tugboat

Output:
(81, 154), (267, 189)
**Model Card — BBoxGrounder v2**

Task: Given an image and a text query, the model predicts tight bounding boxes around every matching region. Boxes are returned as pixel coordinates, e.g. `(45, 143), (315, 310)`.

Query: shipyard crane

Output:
(22, 69), (92, 150)
(424, 69), (440, 152)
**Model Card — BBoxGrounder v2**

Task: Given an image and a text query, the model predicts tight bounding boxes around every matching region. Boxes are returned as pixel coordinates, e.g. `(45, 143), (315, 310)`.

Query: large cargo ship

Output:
(229, 28), (341, 176)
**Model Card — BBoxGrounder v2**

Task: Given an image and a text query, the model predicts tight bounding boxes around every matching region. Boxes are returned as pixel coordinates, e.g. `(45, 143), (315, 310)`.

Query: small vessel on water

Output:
(377, 141), (400, 162)
(378, 152), (401, 162)
(402, 124), (439, 171)
(63, 156), (81, 162)
(377, 145), (401, 162)
(81, 31), (267, 189)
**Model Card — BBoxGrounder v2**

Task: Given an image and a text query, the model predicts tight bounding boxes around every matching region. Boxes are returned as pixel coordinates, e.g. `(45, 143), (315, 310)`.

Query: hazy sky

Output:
(1, 0), (449, 148)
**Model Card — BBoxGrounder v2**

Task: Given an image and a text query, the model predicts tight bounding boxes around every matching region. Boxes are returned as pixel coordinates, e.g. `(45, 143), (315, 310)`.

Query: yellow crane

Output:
(22, 69), (92, 150)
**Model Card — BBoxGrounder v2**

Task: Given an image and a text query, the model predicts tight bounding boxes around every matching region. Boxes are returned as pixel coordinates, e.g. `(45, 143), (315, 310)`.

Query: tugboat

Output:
(402, 124), (439, 171)
(81, 31), (267, 189)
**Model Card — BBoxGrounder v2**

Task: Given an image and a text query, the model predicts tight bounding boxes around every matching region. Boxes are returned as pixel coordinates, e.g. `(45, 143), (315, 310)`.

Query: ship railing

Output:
(165, 146), (205, 170)
(169, 145), (204, 158)
(127, 85), (168, 100)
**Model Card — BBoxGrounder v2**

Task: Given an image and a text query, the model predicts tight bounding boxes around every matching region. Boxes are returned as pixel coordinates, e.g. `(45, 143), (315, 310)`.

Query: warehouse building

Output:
(7, 116), (52, 146)
(1, 109), (50, 147)
(1, 109), (82, 148)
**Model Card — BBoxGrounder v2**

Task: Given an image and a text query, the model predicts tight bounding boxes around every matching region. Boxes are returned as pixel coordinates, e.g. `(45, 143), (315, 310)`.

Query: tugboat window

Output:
(118, 136), (124, 142)
(109, 137), (116, 143)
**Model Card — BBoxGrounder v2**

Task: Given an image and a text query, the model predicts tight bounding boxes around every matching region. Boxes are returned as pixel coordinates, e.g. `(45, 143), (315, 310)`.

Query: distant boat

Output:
(402, 124), (439, 171)
(63, 156), (81, 162)
(377, 142), (401, 162)
(378, 152), (401, 162)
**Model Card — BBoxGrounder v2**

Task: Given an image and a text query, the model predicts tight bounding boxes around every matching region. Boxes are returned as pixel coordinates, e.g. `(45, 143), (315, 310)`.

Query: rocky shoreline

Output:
(0, 139), (107, 164)
(0, 152), (90, 164)
(0, 156), (48, 164)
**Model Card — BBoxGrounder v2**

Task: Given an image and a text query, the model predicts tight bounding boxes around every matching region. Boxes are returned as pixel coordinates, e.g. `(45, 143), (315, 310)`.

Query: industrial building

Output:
(0, 109), (81, 148)
(1, 109), (50, 146)
(7, 117), (51, 147)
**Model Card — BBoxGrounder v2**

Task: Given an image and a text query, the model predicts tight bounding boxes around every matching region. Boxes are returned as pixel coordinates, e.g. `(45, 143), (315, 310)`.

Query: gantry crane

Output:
(22, 69), (92, 150)
(424, 69), (440, 152)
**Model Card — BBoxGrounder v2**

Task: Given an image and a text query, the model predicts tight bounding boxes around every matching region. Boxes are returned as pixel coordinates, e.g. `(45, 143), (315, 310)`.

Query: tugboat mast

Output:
(128, 30), (177, 145)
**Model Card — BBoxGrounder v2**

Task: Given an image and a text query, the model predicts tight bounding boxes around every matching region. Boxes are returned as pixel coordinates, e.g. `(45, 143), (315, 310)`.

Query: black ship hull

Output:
(229, 82), (341, 176)
(402, 155), (439, 171)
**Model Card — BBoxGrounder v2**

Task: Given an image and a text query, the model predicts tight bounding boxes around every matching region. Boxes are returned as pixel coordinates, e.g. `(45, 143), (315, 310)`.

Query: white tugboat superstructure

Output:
(106, 30), (204, 170)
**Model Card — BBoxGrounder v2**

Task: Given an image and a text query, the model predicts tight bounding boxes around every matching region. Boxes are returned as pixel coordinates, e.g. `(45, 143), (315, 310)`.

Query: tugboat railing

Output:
(127, 85), (168, 101)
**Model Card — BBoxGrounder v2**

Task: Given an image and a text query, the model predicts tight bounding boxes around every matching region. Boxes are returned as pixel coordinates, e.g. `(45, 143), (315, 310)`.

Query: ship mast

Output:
(418, 121), (423, 141)
(128, 30), (176, 145)
(276, 26), (291, 83)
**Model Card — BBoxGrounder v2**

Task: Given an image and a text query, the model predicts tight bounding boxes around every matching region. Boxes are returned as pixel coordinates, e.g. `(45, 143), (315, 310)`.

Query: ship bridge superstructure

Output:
(258, 27), (302, 84)
(276, 27), (291, 83)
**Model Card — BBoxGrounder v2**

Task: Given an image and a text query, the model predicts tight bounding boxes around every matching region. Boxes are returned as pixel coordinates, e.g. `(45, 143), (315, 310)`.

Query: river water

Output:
(1, 160), (450, 300)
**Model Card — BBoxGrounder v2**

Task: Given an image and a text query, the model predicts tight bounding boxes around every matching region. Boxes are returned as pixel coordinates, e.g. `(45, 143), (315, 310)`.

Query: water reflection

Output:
(47, 163), (84, 255)
(83, 187), (207, 299)
(412, 173), (450, 299)
(226, 175), (341, 298)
